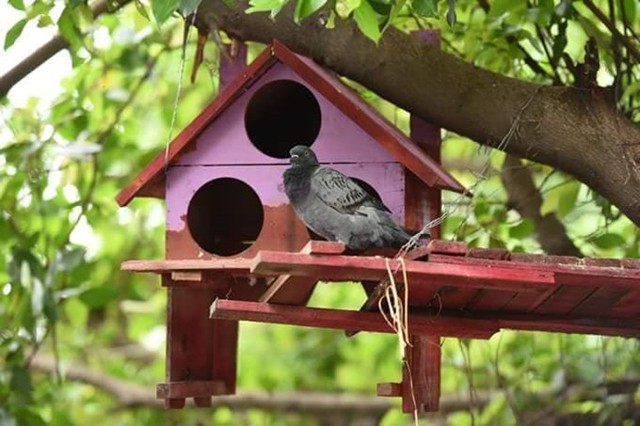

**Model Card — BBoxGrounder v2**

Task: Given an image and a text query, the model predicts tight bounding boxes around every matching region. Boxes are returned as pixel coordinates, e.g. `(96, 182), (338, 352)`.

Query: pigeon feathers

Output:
(283, 145), (412, 251)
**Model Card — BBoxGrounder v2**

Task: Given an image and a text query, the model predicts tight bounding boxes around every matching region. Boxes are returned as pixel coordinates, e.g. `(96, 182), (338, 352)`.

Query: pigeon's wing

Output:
(311, 167), (390, 215)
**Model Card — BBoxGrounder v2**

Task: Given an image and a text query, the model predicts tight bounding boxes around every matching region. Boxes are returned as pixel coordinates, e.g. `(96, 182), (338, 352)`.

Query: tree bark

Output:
(197, 0), (640, 226)
(501, 154), (582, 257)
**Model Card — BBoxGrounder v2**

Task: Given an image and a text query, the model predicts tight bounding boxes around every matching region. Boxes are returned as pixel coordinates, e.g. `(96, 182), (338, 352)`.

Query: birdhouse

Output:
(117, 35), (465, 409)
(118, 37), (640, 415)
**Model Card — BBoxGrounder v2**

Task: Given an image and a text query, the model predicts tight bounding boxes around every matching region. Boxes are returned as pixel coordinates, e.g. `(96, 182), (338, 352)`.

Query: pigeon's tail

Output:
(381, 218), (413, 248)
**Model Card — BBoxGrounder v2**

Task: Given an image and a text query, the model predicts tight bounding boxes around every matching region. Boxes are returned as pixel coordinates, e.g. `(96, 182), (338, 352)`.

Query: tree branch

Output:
(0, 0), (131, 98)
(29, 354), (491, 415)
(501, 154), (582, 256)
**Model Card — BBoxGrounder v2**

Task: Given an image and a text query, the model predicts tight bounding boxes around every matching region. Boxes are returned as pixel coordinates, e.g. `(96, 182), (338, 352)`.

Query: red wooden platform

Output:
(123, 240), (640, 412)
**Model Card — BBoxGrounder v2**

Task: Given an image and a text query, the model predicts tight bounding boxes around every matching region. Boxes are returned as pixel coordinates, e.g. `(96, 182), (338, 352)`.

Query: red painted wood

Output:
(584, 257), (622, 267)
(156, 381), (227, 399)
(410, 30), (442, 239)
(301, 240), (346, 255)
(571, 287), (629, 316)
(472, 312), (640, 337)
(426, 240), (468, 256)
(210, 318), (239, 395)
(501, 291), (542, 313)
(428, 251), (640, 289)
(250, 251), (555, 292)
(377, 382), (403, 397)
(165, 398), (186, 409)
(121, 258), (254, 273)
(533, 285), (597, 314)
(210, 299), (499, 338)
(611, 289), (640, 317)
(467, 248), (510, 260)
(466, 289), (517, 312)
(402, 334), (441, 413)
(436, 286), (479, 310)
(259, 275), (318, 305)
(622, 259), (640, 269)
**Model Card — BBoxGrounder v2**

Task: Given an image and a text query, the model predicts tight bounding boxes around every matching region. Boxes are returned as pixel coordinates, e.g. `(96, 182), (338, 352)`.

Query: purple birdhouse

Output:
(117, 38), (463, 411)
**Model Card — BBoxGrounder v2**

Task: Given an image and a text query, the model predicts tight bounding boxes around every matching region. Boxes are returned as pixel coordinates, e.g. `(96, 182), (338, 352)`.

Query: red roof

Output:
(116, 40), (465, 207)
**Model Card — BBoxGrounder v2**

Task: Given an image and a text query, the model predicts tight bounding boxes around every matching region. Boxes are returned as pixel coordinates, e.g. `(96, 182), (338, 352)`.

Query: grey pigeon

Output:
(283, 145), (412, 251)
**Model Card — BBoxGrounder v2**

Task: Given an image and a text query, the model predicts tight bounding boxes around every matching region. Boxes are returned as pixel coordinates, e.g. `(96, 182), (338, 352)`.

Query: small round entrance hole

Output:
(245, 80), (321, 158)
(187, 178), (264, 256)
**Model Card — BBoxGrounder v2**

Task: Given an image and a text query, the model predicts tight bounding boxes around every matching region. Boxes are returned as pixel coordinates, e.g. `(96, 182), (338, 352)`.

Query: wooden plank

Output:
(209, 299), (499, 338)
(122, 258), (253, 273)
(260, 275), (318, 305)
(611, 289), (640, 317)
(466, 290), (517, 312)
(533, 285), (596, 315)
(426, 240), (468, 256)
(171, 271), (202, 282)
(428, 254), (640, 290)
(301, 241), (346, 255)
(436, 286), (479, 310)
(571, 287), (629, 316)
(465, 311), (640, 338)
(377, 382), (403, 397)
(403, 334), (441, 413)
(467, 248), (510, 260)
(250, 251), (555, 292)
(157, 381), (227, 399)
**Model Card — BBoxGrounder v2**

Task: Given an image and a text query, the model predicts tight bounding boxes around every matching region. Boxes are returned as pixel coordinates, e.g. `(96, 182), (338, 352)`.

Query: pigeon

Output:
(283, 145), (413, 251)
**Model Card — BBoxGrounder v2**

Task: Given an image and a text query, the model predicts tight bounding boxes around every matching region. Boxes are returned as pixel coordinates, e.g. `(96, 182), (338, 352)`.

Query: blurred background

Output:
(1, 0), (640, 424)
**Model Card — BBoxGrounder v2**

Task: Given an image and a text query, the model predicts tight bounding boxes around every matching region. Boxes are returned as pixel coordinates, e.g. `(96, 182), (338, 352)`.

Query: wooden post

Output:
(403, 29), (443, 413)
(402, 334), (441, 413)
(162, 42), (248, 408)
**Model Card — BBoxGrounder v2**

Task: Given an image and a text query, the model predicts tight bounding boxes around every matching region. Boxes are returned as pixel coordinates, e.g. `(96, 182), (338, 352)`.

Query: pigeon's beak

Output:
(290, 154), (299, 162)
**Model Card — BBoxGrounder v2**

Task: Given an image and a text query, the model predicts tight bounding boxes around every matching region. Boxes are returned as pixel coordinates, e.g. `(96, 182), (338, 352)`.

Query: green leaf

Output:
(151, 0), (179, 25)
(246, 0), (287, 14)
(509, 219), (534, 239)
(557, 181), (580, 218)
(134, 0), (151, 20)
(37, 14), (53, 27)
(57, 8), (82, 51)
(4, 19), (27, 50)
(294, 0), (327, 22)
(414, 0), (438, 17)
(354, 0), (381, 42)
(9, 0), (25, 11)
(79, 286), (118, 308)
(446, 0), (456, 25)
(591, 233), (625, 250)
(178, 0), (202, 15)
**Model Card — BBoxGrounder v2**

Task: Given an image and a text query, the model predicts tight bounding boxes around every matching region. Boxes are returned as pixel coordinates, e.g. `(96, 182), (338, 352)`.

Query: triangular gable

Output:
(116, 40), (465, 207)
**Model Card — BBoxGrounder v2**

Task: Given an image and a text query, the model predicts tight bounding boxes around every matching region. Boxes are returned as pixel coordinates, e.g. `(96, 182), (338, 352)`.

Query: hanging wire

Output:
(163, 10), (199, 174)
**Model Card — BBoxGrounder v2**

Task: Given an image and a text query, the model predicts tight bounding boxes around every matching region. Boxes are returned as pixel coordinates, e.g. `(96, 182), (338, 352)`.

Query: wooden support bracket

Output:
(209, 299), (499, 339)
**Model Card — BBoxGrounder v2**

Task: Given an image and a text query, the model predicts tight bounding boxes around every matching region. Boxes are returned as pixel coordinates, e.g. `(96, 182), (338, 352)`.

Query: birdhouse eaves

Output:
(116, 40), (465, 207)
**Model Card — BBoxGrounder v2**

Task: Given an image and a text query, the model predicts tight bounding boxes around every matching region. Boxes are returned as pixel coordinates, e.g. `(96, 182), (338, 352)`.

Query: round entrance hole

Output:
(187, 178), (264, 256)
(245, 80), (321, 158)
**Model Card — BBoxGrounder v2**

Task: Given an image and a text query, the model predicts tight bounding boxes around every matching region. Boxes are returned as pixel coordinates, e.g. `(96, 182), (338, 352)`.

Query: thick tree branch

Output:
(29, 355), (489, 415)
(197, 0), (640, 227)
(31, 354), (640, 421)
(501, 154), (582, 257)
(0, 0), (130, 98)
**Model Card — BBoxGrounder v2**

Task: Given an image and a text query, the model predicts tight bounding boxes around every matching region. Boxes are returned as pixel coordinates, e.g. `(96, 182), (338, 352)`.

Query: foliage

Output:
(1, 0), (640, 424)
